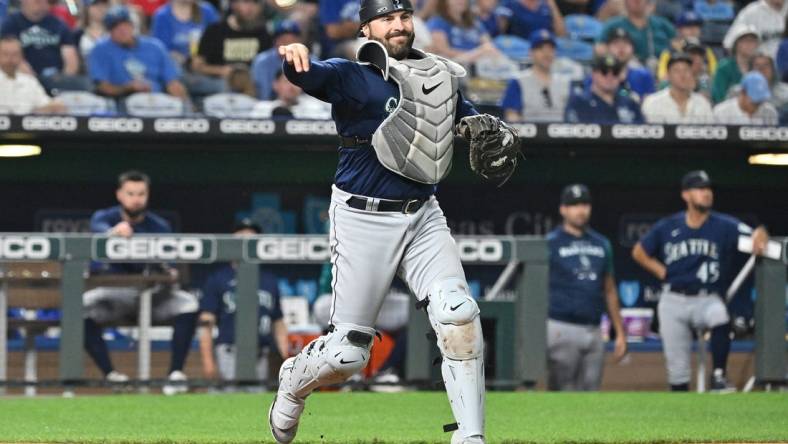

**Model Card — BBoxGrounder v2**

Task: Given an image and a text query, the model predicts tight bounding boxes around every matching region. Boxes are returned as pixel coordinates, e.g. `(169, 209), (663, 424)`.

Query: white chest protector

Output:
(356, 40), (467, 184)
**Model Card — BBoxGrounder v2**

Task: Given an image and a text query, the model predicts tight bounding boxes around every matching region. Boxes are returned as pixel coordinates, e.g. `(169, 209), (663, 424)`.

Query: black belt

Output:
(346, 196), (426, 214)
(339, 135), (371, 147)
(668, 286), (712, 297)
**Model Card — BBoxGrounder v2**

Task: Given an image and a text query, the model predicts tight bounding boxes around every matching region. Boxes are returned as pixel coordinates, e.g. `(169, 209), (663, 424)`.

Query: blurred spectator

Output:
(0, 0), (89, 91)
(598, 0), (675, 68)
(713, 71), (779, 124)
(553, 0), (607, 16)
(83, 170), (198, 391)
(251, 19), (304, 100)
(131, 0), (168, 19)
(192, 0), (272, 83)
(657, 38), (714, 99)
(227, 63), (255, 96)
(498, 0), (566, 39)
(724, 0), (787, 59)
(319, 0), (361, 58)
(476, 0), (504, 37)
(151, 0), (219, 67)
(693, 0), (734, 22)
(199, 220), (288, 383)
(750, 52), (788, 109)
(641, 52), (713, 123)
(777, 18), (788, 81)
(604, 27), (654, 101)
(74, 0), (109, 62)
(427, 0), (504, 64)
(713, 24), (759, 103)
(565, 54), (644, 123)
(89, 6), (188, 100)
(501, 30), (582, 121)
(0, 35), (66, 114)
(250, 69), (331, 118)
(657, 11), (717, 84)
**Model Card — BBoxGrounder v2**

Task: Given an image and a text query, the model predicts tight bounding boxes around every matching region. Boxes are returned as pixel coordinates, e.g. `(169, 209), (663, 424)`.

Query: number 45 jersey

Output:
(639, 211), (753, 295)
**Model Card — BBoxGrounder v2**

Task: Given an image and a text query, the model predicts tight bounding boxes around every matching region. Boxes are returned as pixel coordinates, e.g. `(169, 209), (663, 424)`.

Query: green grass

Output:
(0, 392), (786, 443)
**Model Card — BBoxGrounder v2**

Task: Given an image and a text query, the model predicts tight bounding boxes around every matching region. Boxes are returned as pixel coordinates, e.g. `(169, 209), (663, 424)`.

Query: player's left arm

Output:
(602, 239), (627, 361)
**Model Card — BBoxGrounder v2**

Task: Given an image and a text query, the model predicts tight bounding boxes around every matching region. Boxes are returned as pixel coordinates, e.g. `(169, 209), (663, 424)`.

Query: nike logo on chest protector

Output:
(422, 81), (443, 95)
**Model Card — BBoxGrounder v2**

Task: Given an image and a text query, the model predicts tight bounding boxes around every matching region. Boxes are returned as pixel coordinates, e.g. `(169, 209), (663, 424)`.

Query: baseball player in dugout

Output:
(546, 184), (627, 391)
(632, 170), (769, 392)
(270, 0), (522, 442)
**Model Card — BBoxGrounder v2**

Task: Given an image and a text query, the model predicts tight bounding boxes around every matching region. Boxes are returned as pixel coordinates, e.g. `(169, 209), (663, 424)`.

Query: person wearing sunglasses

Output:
(564, 53), (644, 123)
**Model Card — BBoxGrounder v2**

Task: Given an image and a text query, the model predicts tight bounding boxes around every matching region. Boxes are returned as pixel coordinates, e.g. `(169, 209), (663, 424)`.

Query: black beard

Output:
(122, 206), (146, 219)
(370, 30), (415, 60)
(566, 219), (588, 231)
(692, 203), (711, 214)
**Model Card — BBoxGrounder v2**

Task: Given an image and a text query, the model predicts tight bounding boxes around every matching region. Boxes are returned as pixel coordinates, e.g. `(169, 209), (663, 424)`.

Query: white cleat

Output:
(268, 357), (305, 444)
(162, 370), (188, 396)
(451, 432), (486, 444)
(106, 370), (129, 383)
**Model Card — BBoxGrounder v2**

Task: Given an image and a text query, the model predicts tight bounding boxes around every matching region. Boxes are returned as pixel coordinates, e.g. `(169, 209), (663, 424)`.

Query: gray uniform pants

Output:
(657, 291), (729, 385)
(83, 285), (199, 324)
(546, 319), (605, 391)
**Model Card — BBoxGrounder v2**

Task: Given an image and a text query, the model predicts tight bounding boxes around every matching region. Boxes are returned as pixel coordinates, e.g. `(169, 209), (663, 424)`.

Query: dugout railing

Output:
(0, 233), (785, 390)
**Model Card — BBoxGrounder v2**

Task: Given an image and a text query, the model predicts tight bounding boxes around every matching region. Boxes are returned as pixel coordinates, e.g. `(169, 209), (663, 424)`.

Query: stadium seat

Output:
(564, 14), (603, 42)
(556, 38), (594, 63)
(56, 91), (117, 116)
(474, 56), (520, 80)
(493, 35), (531, 62)
(202, 93), (260, 118)
(123, 93), (186, 117)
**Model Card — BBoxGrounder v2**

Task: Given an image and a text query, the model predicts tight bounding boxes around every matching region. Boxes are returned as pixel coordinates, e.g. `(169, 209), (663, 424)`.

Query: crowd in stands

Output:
(0, 0), (786, 124)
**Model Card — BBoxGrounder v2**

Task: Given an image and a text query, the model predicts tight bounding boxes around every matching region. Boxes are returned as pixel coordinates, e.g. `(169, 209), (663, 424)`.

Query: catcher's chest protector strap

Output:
(357, 40), (467, 184)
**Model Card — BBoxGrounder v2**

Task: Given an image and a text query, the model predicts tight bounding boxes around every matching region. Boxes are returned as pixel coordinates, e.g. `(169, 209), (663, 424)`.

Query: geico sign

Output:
(22, 116), (77, 131)
(0, 116), (10, 131)
(88, 117), (144, 133)
(612, 125), (664, 139)
(220, 119), (276, 134)
(547, 124), (601, 139)
(511, 123), (538, 138)
(0, 236), (53, 260)
(739, 126), (788, 141)
(285, 120), (337, 135)
(457, 239), (504, 262)
(104, 237), (204, 260)
(675, 125), (727, 140)
(153, 118), (210, 133)
(253, 238), (330, 261)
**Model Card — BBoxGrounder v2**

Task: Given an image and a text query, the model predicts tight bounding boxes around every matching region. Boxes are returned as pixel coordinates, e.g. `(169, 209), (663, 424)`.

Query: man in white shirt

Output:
(724, 0), (787, 58)
(642, 52), (713, 123)
(713, 71), (780, 124)
(0, 36), (65, 114)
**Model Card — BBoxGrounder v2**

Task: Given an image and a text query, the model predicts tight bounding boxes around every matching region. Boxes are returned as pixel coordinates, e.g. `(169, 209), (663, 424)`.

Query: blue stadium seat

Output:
(202, 93), (260, 118)
(556, 38), (594, 63)
(564, 14), (603, 41)
(494, 35), (531, 62)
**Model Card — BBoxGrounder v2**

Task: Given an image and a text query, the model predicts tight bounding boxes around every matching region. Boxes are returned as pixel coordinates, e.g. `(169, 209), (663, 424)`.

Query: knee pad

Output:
(425, 278), (483, 361)
(283, 324), (374, 398)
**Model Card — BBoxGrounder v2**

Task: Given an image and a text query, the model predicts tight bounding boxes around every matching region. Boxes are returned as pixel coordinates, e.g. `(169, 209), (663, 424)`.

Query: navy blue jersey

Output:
(0, 12), (75, 76)
(639, 211), (752, 295)
(89, 206), (172, 274)
(547, 227), (614, 325)
(283, 58), (478, 200)
(200, 264), (282, 348)
(564, 89), (644, 124)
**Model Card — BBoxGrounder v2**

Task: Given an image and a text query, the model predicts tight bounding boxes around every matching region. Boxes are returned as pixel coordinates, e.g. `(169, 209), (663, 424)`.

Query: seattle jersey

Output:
(89, 206), (172, 274)
(639, 211), (752, 295)
(200, 264), (282, 348)
(547, 227), (614, 325)
(283, 58), (478, 201)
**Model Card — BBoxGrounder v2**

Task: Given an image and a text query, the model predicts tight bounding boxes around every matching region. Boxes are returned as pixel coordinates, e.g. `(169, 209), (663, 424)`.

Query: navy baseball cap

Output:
(741, 71), (771, 103)
(529, 29), (556, 48)
(676, 10), (703, 27)
(681, 170), (712, 190)
(605, 27), (632, 44)
(233, 217), (262, 234)
(560, 184), (592, 205)
(273, 20), (301, 38)
(104, 5), (132, 30)
(666, 51), (693, 69)
(591, 54), (623, 72)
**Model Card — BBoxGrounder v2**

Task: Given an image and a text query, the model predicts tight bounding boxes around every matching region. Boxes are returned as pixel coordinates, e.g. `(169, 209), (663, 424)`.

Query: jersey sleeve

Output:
(89, 209), (113, 233)
(454, 88), (478, 122)
(639, 220), (663, 258)
(500, 79), (523, 113)
(59, 21), (76, 46)
(283, 58), (368, 107)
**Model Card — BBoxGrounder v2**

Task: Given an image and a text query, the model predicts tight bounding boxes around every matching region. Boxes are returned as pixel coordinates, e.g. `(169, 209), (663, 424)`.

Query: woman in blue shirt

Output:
(426, 0), (503, 63)
(499, 0), (566, 39)
(151, 0), (219, 66)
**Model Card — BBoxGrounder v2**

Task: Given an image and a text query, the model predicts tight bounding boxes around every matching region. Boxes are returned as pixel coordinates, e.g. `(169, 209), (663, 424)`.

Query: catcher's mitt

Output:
(456, 114), (521, 187)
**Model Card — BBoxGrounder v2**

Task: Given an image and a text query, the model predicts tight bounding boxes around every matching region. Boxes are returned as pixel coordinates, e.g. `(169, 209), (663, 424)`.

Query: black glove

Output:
(456, 114), (521, 187)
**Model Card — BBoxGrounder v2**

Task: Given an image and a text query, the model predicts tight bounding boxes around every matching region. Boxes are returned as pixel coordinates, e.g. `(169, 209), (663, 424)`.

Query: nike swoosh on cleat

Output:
(339, 358), (358, 364)
(422, 81), (443, 95)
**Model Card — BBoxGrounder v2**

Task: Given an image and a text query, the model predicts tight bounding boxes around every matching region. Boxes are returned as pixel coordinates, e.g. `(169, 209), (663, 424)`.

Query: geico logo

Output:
(457, 239), (504, 262)
(87, 118), (144, 133)
(255, 238), (330, 261)
(153, 118), (210, 133)
(21, 116), (78, 131)
(220, 119), (276, 134)
(0, 236), (51, 259)
(547, 124), (601, 138)
(611, 125), (664, 139)
(285, 120), (337, 135)
(0, 116), (10, 130)
(105, 237), (203, 260)
(675, 125), (727, 140)
(739, 126), (788, 141)
(511, 123), (537, 138)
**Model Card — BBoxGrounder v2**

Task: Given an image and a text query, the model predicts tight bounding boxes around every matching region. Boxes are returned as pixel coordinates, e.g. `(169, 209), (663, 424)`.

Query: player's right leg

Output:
(577, 325), (605, 391)
(82, 287), (138, 379)
(658, 292), (693, 391)
(546, 319), (583, 391)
